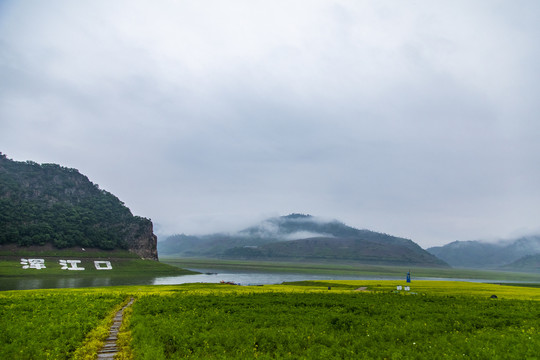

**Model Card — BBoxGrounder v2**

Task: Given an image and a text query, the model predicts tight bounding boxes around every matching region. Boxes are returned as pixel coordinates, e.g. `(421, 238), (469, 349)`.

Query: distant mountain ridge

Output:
(159, 214), (449, 267)
(501, 254), (540, 273)
(0, 153), (158, 260)
(427, 235), (540, 269)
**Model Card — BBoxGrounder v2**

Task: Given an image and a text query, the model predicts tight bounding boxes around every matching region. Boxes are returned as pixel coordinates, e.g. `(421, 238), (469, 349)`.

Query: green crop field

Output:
(0, 290), (126, 359)
(1, 281), (540, 359)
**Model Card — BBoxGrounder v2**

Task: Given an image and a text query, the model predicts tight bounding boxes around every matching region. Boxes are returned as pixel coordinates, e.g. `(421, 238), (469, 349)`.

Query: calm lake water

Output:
(0, 267), (515, 291)
(0, 270), (398, 291)
(152, 270), (402, 286)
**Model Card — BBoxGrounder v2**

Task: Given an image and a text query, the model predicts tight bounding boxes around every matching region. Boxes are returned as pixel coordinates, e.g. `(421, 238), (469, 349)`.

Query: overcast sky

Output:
(1, 1), (539, 247)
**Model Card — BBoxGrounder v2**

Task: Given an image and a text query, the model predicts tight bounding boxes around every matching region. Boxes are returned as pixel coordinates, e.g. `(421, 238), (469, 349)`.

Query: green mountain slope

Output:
(0, 153), (158, 259)
(159, 214), (449, 267)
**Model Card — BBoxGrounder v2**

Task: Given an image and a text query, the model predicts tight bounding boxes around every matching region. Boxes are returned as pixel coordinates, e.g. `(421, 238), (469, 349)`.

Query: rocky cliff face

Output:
(126, 218), (159, 260)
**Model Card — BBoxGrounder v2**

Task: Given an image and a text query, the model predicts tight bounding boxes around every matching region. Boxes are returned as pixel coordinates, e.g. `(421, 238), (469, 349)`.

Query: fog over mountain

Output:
(236, 214), (344, 240)
(427, 235), (540, 269)
(159, 214), (448, 267)
(2, 1), (540, 248)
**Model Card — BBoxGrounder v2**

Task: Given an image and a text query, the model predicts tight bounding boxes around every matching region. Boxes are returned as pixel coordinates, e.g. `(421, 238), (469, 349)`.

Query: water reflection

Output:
(152, 271), (396, 286)
(56, 278), (84, 289)
(15, 278), (44, 290)
(0, 270), (530, 291)
(1, 271), (397, 291)
(91, 277), (111, 287)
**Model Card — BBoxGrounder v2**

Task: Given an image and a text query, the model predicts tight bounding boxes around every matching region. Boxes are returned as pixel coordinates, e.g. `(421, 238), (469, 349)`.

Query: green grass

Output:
(128, 290), (540, 359)
(0, 290), (126, 359)
(0, 258), (198, 278)
(501, 283), (540, 288)
(1, 281), (540, 359)
(296, 280), (540, 300)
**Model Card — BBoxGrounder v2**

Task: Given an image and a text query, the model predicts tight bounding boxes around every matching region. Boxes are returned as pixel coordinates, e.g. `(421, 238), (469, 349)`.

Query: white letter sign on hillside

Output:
(94, 261), (112, 270)
(59, 260), (85, 271)
(20, 258), (46, 269)
(20, 258), (113, 270)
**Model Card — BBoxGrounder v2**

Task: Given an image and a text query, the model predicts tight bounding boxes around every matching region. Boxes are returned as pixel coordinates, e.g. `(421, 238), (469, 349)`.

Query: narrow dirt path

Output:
(97, 297), (135, 359)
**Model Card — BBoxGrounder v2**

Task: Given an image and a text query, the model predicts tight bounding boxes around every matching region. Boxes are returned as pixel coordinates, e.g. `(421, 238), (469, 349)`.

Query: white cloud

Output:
(1, 0), (539, 247)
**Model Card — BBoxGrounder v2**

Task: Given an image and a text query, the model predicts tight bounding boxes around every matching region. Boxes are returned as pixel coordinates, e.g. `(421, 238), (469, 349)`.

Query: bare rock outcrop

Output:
(126, 218), (158, 260)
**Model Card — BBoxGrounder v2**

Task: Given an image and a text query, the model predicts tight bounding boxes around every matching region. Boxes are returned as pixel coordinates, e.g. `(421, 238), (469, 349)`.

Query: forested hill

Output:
(159, 214), (449, 267)
(0, 153), (158, 260)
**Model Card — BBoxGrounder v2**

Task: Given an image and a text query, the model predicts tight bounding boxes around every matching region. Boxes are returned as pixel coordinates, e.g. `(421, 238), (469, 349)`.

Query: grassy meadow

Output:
(1, 280), (540, 359)
(0, 257), (196, 278)
(0, 249), (198, 280)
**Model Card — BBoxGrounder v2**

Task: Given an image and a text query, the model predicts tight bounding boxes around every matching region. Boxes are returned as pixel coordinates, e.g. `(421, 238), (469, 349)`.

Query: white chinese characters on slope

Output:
(60, 259), (85, 270)
(20, 259), (113, 270)
(94, 261), (112, 270)
(20, 258), (46, 269)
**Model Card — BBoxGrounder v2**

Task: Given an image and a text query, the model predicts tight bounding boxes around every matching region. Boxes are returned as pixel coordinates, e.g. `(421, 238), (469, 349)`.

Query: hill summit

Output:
(159, 214), (448, 267)
(0, 153), (158, 260)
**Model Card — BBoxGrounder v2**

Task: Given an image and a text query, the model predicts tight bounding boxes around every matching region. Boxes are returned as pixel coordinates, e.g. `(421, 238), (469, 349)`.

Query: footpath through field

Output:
(97, 297), (134, 359)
